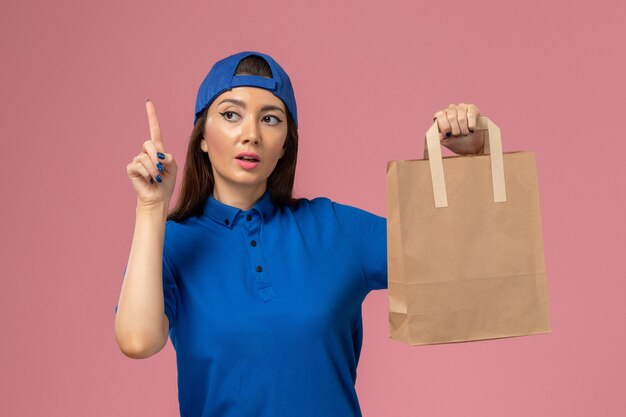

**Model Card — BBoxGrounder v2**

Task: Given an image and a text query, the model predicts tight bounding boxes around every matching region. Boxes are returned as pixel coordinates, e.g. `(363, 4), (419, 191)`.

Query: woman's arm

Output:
(114, 203), (170, 359)
(114, 100), (177, 359)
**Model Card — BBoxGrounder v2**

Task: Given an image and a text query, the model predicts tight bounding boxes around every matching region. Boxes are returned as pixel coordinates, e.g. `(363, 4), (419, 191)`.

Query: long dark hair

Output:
(167, 55), (300, 222)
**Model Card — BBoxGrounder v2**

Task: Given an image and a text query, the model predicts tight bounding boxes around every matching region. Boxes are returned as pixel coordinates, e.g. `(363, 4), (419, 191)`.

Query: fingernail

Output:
(445, 132), (452, 137)
(156, 175), (162, 183)
(157, 152), (165, 160)
(157, 162), (163, 172)
(150, 178), (154, 184)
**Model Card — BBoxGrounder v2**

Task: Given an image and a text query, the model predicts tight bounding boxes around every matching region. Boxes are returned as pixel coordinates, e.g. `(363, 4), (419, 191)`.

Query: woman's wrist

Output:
(136, 200), (169, 218)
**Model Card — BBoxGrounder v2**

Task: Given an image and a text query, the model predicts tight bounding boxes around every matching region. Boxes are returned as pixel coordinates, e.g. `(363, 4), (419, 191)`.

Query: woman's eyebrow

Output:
(217, 98), (285, 115)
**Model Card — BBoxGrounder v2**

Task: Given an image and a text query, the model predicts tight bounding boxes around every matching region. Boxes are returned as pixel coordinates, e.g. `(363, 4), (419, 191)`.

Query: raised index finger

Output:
(146, 99), (165, 152)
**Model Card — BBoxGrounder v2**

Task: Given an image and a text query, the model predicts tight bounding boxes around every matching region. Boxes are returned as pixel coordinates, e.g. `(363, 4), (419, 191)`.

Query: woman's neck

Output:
(212, 183), (267, 211)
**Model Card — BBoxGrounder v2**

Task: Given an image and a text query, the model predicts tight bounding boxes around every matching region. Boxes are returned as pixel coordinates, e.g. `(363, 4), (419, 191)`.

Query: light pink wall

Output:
(1, 0), (624, 416)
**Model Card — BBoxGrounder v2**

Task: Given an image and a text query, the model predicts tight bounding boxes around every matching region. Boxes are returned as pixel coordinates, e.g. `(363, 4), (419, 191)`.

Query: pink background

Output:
(1, 0), (624, 415)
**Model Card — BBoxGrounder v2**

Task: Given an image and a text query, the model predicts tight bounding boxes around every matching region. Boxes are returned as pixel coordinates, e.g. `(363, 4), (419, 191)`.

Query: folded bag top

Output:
(423, 116), (506, 208)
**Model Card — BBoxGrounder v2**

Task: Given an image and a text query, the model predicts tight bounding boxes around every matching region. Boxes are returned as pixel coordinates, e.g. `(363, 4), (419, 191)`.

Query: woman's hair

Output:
(167, 55), (300, 222)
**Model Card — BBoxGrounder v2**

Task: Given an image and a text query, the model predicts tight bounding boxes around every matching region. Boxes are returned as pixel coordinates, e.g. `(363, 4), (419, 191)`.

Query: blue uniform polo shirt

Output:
(115, 188), (388, 416)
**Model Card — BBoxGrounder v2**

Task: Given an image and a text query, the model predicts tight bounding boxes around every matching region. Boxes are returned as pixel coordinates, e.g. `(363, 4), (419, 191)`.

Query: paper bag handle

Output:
(422, 116), (507, 208)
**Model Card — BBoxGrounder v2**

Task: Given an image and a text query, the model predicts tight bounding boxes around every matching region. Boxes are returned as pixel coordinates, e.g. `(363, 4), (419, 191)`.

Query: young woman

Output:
(114, 51), (484, 417)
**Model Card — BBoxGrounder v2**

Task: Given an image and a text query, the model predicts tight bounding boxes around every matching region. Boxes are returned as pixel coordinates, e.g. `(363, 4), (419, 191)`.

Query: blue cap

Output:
(194, 51), (298, 128)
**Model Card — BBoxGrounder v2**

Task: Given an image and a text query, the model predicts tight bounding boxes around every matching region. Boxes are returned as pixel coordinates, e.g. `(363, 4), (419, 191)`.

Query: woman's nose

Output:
(241, 116), (260, 144)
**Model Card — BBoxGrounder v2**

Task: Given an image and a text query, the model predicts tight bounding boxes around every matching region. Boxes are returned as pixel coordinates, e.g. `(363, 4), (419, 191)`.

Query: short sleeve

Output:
(161, 245), (179, 331)
(114, 241), (179, 332)
(330, 201), (388, 293)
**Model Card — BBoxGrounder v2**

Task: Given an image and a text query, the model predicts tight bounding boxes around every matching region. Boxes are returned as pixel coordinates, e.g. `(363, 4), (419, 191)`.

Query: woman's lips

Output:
(236, 158), (260, 169)
(236, 152), (261, 161)
(235, 152), (260, 170)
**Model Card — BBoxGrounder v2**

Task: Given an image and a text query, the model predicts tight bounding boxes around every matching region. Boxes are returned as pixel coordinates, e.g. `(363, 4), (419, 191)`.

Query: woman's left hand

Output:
(433, 103), (485, 156)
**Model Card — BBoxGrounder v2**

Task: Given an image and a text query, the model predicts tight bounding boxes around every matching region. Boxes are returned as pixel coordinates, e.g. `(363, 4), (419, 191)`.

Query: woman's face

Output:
(200, 86), (288, 194)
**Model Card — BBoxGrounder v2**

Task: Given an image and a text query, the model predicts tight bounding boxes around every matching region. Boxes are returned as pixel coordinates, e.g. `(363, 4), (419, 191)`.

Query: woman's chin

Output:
(227, 174), (268, 188)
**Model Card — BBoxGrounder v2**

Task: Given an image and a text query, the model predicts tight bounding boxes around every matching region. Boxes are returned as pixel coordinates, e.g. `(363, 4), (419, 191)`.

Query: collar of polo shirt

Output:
(202, 188), (277, 229)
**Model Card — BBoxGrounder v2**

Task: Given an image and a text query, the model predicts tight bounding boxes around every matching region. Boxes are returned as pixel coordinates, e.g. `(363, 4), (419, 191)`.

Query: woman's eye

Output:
(263, 115), (282, 126)
(220, 111), (240, 121)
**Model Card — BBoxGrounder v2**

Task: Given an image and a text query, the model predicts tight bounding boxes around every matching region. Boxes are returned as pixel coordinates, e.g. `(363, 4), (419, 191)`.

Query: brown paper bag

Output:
(386, 116), (551, 345)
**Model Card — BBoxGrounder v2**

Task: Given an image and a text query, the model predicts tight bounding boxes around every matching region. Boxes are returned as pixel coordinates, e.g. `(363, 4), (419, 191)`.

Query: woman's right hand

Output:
(126, 100), (178, 208)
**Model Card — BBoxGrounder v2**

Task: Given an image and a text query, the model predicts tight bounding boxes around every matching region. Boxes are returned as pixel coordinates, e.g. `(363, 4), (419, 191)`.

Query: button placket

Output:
(244, 211), (274, 301)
